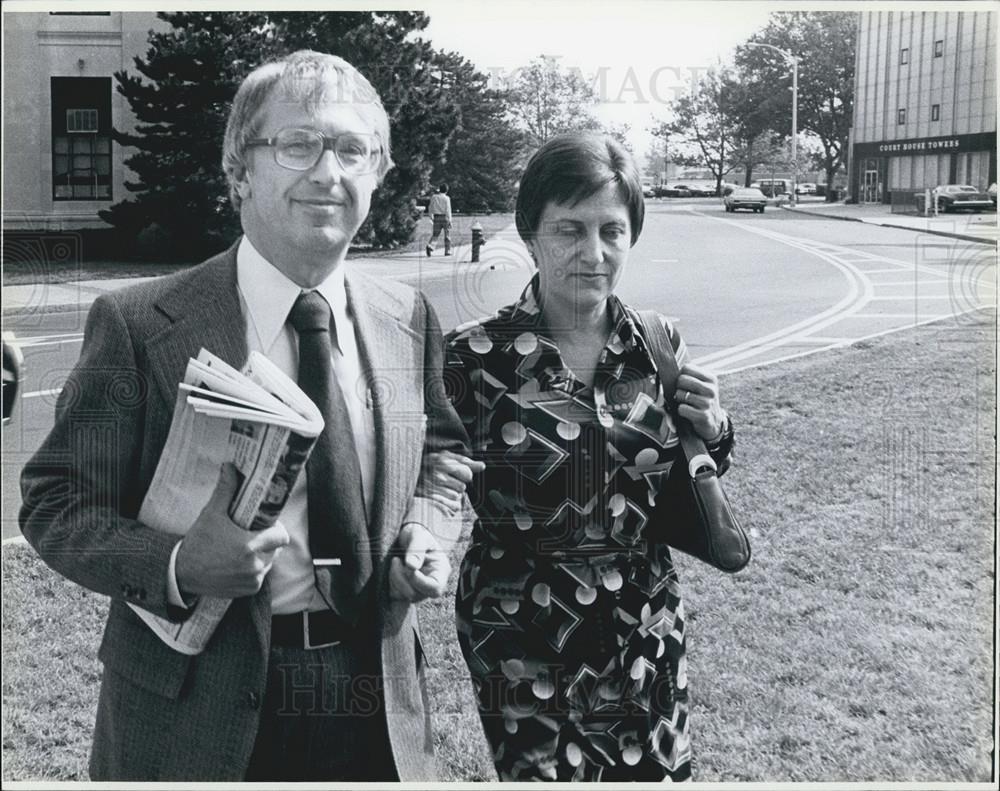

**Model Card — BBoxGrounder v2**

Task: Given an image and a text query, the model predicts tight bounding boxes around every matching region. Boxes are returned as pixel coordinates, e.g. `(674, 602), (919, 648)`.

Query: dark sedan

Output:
(933, 184), (994, 212)
(674, 182), (717, 197)
(654, 184), (692, 198)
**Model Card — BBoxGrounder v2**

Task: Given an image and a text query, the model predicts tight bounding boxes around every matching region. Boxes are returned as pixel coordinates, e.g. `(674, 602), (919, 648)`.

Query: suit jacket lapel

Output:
(345, 269), (425, 570)
(142, 243), (271, 650)
(145, 244), (248, 411)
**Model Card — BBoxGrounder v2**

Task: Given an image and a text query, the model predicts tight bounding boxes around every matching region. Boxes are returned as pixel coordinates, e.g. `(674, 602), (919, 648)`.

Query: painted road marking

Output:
(689, 207), (993, 373)
(869, 295), (964, 300)
(872, 279), (950, 285)
(722, 306), (993, 375)
(13, 332), (85, 347)
(849, 312), (958, 319)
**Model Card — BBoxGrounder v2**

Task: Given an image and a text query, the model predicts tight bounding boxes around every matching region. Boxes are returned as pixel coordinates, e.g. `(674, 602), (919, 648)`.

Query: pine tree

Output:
(100, 11), (460, 258)
(430, 51), (526, 213)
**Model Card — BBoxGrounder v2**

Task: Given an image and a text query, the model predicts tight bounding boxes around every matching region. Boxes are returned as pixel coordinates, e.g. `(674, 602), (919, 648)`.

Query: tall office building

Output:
(848, 10), (996, 204)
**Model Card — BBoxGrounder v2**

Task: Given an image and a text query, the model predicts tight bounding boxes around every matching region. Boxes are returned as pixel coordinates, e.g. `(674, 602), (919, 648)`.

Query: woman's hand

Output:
(417, 450), (486, 513)
(674, 362), (727, 442)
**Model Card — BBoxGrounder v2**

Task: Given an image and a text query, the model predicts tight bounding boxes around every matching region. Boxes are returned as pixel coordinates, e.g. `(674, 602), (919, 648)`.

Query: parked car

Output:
(795, 182), (817, 195)
(724, 187), (767, 213)
(988, 182), (997, 206)
(655, 184), (692, 198)
(933, 184), (994, 212)
(3, 332), (23, 425)
(642, 183), (657, 198)
(755, 178), (792, 197)
(678, 182), (717, 197)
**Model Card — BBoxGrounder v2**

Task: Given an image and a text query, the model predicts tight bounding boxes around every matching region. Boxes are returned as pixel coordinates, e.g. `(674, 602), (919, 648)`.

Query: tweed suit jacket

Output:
(19, 242), (468, 781)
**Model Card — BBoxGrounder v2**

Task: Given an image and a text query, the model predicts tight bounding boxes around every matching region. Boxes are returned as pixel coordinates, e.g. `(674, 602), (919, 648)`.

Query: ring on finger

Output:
(683, 391), (691, 404)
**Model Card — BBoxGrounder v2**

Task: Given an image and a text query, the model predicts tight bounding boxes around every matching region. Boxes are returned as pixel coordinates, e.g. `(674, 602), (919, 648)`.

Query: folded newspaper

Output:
(130, 348), (324, 655)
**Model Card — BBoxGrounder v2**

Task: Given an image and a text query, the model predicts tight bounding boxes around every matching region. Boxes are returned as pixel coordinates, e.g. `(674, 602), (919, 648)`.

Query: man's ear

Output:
(234, 166), (252, 201)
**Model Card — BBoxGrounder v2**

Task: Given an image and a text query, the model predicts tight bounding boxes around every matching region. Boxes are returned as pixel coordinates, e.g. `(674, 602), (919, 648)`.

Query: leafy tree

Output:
(735, 11), (856, 196)
(724, 76), (783, 186)
(101, 11), (460, 258)
(602, 122), (633, 152)
(652, 68), (743, 193)
(506, 55), (602, 146)
(429, 51), (526, 213)
(642, 136), (669, 183)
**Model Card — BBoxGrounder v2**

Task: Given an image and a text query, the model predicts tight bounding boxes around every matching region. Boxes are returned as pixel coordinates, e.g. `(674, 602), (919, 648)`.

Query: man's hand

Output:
(175, 464), (290, 599)
(388, 522), (451, 602)
(418, 450), (485, 513)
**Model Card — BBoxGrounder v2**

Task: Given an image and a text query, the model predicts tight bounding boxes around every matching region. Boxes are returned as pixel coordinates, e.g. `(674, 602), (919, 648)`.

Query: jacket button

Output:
(247, 691), (261, 710)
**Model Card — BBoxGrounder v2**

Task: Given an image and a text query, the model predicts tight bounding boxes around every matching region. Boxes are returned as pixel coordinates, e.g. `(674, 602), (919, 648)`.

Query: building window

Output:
(66, 109), (99, 133)
(897, 108), (906, 125)
(900, 48), (909, 65)
(51, 77), (112, 201)
(931, 104), (940, 121)
(934, 40), (944, 57)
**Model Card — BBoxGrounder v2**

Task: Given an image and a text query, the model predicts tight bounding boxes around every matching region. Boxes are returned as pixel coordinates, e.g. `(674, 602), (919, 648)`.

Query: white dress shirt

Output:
(169, 237), (376, 614)
(427, 191), (452, 221)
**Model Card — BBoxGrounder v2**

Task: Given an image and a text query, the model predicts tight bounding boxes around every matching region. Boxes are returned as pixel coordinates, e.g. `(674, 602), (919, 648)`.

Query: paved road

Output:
(3, 203), (995, 539)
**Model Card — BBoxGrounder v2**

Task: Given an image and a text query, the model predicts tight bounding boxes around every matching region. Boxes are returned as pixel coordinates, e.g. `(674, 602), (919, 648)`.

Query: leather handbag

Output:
(632, 309), (751, 573)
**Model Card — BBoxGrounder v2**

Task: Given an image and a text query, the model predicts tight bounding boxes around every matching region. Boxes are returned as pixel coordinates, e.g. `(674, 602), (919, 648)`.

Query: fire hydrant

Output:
(471, 221), (486, 263)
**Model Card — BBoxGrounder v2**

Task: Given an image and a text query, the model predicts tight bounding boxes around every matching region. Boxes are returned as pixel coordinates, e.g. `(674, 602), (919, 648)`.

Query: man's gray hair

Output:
(222, 50), (394, 210)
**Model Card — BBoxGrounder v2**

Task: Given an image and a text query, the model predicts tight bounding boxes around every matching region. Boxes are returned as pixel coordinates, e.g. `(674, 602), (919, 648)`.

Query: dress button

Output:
(247, 691), (261, 710)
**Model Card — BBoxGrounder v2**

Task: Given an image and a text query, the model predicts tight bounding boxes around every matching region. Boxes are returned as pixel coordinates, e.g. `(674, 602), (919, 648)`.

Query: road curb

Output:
(782, 205), (997, 246)
(1, 245), (483, 319)
(2, 301), (92, 318)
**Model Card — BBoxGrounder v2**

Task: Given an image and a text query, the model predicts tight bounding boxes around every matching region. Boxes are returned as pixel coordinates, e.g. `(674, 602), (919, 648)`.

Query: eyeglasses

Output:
(245, 128), (382, 175)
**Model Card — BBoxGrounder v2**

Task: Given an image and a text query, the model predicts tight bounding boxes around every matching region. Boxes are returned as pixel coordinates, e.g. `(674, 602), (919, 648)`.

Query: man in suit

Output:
(19, 50), (471, 781)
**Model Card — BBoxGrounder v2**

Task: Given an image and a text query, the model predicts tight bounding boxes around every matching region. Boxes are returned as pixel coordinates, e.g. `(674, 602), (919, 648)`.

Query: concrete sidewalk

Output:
(783, 199), (998, 245)
(3, 225), (525, 318)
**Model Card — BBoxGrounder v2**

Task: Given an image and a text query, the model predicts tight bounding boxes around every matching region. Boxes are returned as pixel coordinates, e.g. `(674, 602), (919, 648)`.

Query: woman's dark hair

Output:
(515, 133), (645, 246)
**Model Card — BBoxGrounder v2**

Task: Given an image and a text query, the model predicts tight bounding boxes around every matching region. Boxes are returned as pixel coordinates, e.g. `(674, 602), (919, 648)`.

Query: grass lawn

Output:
(1, 214), (515, 286)
(3, 313), (995, 782)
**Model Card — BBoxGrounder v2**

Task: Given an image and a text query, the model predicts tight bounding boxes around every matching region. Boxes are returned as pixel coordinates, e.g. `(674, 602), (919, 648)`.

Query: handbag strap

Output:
(632, 309), (717, 477)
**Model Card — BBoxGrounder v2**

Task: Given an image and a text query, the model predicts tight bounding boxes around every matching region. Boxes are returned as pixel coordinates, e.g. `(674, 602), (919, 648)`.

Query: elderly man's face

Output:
(238, 89), (381, 282)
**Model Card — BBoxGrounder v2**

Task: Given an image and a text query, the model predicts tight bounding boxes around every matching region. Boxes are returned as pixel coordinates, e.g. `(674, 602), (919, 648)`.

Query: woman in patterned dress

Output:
(433, 134), (735, 780)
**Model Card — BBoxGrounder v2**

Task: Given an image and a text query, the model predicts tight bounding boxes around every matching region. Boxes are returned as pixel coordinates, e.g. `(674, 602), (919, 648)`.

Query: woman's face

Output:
(529, 181), (632, 318)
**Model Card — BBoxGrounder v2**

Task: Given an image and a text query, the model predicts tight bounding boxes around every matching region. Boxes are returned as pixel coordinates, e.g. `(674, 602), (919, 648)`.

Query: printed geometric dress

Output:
(445, 277), (734, 781)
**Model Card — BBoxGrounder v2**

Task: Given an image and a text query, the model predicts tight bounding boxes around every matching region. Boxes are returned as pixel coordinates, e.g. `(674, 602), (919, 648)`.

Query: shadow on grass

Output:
(3, 313), (995, 782)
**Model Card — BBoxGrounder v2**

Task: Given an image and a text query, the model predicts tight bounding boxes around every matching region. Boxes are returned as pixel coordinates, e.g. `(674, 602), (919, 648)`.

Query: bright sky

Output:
(420, 0), (775, 156)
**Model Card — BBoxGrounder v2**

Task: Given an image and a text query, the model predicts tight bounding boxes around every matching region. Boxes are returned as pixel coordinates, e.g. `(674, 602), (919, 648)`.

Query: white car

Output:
(724, 187), (767, 213)
(795, 182), (817, 195)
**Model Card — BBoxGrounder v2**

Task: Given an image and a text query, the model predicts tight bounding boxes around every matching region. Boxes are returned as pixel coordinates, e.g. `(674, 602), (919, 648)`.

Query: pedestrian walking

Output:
(426, 183), (452, 256)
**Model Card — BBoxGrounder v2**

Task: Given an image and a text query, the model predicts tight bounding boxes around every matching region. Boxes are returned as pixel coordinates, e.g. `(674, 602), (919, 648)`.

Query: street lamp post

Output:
(747, 42), (799, 206)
